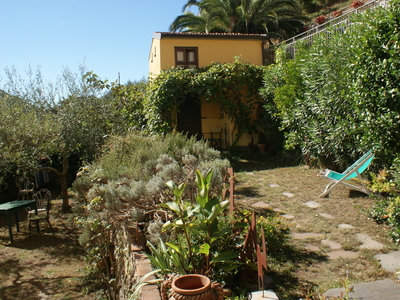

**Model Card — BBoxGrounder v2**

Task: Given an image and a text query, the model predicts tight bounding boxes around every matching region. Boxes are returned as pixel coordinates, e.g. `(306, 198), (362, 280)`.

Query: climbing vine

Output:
(145, 58), (266, 145)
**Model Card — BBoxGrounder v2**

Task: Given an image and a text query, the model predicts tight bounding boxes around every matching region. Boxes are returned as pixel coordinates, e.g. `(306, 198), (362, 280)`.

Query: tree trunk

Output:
(43, 154), (71, 213)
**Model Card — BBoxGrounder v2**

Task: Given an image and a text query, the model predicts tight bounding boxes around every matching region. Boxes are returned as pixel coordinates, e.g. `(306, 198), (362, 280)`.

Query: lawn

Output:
(232, 156), (398, 299)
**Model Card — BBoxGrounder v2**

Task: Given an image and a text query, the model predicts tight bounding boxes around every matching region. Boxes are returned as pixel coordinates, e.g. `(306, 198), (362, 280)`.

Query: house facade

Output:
(148, 32), (269, 149)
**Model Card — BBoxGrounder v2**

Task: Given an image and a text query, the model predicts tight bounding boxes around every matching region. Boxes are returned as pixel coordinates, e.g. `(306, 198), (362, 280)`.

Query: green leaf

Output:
(204, 168), (213, 185)
(166, 180), (176, 190)
(174, 183), (186, 199)
(207, 200), (229, 223)
(162, 221), (174, 232)
(199, 243), (210, 255)
(160, 201), (180, 214)
(211, 251), (238, 262)
(166, 242), (180, 253)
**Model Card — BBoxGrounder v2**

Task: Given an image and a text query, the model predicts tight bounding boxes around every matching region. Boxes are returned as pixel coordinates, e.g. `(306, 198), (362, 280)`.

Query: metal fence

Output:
(263, 0), (388, 63)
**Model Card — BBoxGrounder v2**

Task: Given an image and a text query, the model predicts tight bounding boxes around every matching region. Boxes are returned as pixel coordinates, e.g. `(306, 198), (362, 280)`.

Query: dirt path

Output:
(234, 162), (399, 299)
(0, 200), (94, 300)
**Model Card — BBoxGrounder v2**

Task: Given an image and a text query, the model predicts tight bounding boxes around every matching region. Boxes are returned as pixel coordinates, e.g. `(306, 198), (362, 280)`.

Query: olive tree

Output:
(1, 65), (116, 211)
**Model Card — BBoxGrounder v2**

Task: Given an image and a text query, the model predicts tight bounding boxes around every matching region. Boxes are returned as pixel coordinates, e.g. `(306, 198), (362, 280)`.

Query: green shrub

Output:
(369, 157), (400, 243)
(73, 131), (231, 299)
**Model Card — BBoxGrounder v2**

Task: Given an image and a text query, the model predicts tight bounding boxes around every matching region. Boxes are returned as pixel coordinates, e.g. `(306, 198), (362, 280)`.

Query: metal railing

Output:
(263, 0), (388, 63)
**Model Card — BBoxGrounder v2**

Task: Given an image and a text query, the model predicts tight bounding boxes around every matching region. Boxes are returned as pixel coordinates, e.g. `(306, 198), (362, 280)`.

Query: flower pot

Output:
(257, 143), (266, 153)
(161, 274), (224, 300)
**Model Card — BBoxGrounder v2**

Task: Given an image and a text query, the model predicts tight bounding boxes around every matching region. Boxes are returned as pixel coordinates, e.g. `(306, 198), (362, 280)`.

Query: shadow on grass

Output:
(0, 256), (84, 300)
(228, 149), (304, 173)
(268, 244), (329, 300)
(237, 186), (261, 198)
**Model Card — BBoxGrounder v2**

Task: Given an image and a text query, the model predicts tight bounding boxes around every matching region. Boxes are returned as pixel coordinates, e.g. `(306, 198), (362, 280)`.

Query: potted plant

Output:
(161, 274), (224, 300)
(351, 0), (364, 9)
(257, 132), (267, 153)
(315, 16), (326, 25)
(332, 9), (344, 17)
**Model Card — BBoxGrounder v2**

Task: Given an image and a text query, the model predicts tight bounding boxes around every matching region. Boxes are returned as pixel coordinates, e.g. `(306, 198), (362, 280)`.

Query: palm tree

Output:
(169, 0), (307, 40)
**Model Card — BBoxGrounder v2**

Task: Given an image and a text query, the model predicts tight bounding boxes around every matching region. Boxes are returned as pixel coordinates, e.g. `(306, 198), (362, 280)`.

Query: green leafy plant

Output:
(157, 168), (231, 275)
(369, 158), (400, 243)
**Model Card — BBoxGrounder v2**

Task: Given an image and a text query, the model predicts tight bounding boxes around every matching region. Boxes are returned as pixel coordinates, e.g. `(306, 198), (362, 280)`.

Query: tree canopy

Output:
(0, 66), (119, 211)
(170, 0), (307, 39)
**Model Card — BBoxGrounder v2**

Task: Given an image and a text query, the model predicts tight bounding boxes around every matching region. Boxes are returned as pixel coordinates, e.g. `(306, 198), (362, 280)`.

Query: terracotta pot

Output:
(257, 143), (266, 153)
(162, 274), (224, 300)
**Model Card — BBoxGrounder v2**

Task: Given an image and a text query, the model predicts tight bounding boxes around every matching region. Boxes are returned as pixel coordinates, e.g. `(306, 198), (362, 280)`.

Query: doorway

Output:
(177, 94), (202, 139)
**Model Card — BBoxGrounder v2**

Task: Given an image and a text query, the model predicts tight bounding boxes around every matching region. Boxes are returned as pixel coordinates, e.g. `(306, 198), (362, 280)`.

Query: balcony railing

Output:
(263, 0), (388, 64)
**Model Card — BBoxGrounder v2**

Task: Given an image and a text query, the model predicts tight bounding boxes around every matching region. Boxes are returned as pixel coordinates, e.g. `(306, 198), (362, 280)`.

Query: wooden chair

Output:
(15, 176), (34, 200)
(27, 188), (55, 237)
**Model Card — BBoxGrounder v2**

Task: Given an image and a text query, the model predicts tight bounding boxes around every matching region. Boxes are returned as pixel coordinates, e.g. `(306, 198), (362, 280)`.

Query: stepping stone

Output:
(304, 201), (320, 208)
(324, 279), (400, 300)
(319, 213), (334, 219)
(282, 192), (295, 198)
(338, 223), (355, 229)
(270, 183), (280, 188)
(282, 214), (295, 220)
(327, 250), (358, 259)
(304, 244), (320, 252)
(251, 201), (269, 209)
(248, 290), (279, 300)
(322, 239), (342, 250)
(374, 250), (400, 272)
(292, 233), (324, 240)
(356, 233), (384, 250)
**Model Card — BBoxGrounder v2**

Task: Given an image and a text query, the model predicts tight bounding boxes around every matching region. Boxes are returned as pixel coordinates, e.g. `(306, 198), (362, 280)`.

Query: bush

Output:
(73, 131), (231, 299)
(264, 0), (400, 168)
(369, 157), (400, 243)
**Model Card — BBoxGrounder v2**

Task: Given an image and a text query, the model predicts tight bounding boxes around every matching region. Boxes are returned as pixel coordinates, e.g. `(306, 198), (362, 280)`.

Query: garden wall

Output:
(113, 222), (161, 300)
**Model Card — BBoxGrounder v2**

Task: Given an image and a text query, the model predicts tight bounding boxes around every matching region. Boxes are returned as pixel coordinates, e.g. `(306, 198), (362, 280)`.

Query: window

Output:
(175, 47), (198, 68)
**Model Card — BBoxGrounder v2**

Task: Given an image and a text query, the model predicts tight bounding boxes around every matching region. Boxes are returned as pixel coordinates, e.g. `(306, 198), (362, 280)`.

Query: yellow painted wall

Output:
(149, 35), (264, 75)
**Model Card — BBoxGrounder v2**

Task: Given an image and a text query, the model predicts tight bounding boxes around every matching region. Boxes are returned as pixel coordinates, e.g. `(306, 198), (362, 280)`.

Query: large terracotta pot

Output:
(161, 274), (224, 300)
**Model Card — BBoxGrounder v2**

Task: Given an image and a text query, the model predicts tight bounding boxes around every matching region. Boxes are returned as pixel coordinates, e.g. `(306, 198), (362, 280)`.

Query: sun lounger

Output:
(319, 150), (374, 197)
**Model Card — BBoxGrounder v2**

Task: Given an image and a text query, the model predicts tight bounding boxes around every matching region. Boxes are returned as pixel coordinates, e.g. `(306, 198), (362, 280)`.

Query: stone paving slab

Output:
(319, 213), (334, 219)
(282, 192), (295, 198)
(322, 239), (342, 250)
(338, 223), (355, 229)
(324, 279), (400, 300)
(292, 232), (324, 239)
(356, 233), (384, 250)
(282, 214), (295, 220)
(248, 290), (279, 300)
(374, 250), (400, 272)
(304, 201), (321, 208)
(327, 250), (359, 259)
(251, 201), (269, 209)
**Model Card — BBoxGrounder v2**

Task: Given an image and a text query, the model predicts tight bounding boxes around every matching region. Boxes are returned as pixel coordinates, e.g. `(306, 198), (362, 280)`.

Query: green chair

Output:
(319, 150), (374, 197)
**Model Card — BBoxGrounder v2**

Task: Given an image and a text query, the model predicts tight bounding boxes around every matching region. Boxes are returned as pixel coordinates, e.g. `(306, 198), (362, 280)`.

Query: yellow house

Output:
(148, 32), (270, 149)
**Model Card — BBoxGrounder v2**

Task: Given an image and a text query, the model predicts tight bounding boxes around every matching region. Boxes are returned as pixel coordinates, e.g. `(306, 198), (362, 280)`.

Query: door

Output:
(177, 94), (202, 139)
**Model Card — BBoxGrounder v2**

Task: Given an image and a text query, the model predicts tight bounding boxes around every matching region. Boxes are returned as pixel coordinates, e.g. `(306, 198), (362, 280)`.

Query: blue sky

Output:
(1, 0), (191, 85)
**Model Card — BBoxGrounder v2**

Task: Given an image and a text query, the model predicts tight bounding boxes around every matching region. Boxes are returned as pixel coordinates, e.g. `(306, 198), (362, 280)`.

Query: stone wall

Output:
(113, 223), (162, 300)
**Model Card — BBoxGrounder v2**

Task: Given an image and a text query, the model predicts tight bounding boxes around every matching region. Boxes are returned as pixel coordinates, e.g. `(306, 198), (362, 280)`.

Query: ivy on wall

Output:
(145, 58), (266, 146)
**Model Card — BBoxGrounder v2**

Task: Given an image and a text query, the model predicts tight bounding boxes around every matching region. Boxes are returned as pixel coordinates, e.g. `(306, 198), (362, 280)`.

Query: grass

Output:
(231, 154), (398, 299)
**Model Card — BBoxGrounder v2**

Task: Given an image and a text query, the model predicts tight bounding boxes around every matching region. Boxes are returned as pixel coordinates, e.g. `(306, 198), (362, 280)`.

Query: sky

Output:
(0, 0), (192, 85)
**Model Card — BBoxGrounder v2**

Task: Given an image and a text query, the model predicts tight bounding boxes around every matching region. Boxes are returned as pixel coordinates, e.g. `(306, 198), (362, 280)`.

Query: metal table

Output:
(0, 200), (36, 243)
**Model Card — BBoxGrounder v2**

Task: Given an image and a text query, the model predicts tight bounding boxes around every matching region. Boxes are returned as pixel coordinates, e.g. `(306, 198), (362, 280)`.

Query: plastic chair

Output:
(27, 188), (55, 237)
(319, 150), (374, 197)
